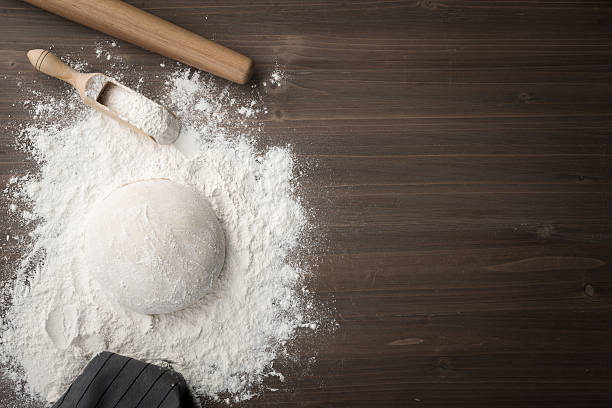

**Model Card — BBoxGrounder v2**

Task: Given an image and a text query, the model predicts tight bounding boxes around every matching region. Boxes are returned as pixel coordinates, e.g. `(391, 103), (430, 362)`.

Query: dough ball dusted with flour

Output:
(84, 179), (225, 314)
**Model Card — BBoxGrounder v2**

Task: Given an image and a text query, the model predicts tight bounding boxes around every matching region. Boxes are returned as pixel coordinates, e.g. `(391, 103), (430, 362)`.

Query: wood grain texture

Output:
(1, 0), (612, 407)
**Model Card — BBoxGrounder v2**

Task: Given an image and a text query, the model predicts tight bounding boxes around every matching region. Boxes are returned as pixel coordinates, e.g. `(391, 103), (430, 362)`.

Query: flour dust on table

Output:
(0, 51), (329, 406)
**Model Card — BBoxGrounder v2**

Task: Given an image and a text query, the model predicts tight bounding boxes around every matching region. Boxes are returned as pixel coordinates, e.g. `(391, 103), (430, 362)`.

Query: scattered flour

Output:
(263, 65), (285, 88)
(270, 69), (283, 85)
(0, 59), (325, 406)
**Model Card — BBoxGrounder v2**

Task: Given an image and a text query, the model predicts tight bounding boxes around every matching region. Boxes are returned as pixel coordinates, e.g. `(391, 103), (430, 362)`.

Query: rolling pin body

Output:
(22, 0), (253, 84)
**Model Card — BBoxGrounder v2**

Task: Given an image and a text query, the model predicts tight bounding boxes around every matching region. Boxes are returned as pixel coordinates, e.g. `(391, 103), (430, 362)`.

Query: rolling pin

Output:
(21, 0), (253, 84)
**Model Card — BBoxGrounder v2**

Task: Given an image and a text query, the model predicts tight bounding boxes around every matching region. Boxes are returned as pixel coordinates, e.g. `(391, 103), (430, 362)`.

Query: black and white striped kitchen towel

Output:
(51, 351), (196, 408)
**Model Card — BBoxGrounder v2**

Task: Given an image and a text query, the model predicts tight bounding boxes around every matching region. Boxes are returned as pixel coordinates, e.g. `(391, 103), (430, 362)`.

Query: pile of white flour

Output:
(93, 79), (181, 145)
(0, 61), (322, 405)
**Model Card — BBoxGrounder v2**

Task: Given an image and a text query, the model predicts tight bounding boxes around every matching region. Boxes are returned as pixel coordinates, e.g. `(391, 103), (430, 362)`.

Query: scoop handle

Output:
(27, 49), (83, 88)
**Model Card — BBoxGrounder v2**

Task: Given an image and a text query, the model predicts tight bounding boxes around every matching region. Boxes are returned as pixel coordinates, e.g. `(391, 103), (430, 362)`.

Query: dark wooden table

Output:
(2, 1), (612, 407)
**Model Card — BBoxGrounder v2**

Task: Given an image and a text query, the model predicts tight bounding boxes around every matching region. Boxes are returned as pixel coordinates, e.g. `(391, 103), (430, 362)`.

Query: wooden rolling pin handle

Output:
(21, 0), (254, 84)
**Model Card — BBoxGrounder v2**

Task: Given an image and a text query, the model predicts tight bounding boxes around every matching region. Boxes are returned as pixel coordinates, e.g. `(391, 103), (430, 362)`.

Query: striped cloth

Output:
(51, 352), (196, 408)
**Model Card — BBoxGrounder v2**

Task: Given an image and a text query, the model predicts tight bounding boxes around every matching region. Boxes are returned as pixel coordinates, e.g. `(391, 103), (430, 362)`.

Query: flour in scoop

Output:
(86, 75), (180, 144)
(0, 60), (330, 406)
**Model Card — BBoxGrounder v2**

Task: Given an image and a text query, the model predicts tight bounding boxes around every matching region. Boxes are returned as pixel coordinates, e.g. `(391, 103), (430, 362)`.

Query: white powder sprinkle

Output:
(269, 68), (284, 86)
(271, 70), (282, 83)
(1, 61), (326, 406)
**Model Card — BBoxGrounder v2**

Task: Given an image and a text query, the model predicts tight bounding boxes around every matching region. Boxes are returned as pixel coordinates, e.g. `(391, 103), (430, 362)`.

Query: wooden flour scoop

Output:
(27, 49), (181, 145)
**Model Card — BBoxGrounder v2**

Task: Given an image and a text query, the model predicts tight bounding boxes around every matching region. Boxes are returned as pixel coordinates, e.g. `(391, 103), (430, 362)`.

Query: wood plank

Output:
(1, 0), (612, 407)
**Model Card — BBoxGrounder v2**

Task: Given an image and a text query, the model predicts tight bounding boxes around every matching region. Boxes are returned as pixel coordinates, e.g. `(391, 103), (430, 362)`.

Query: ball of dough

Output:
(84, 179), (225, 314)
